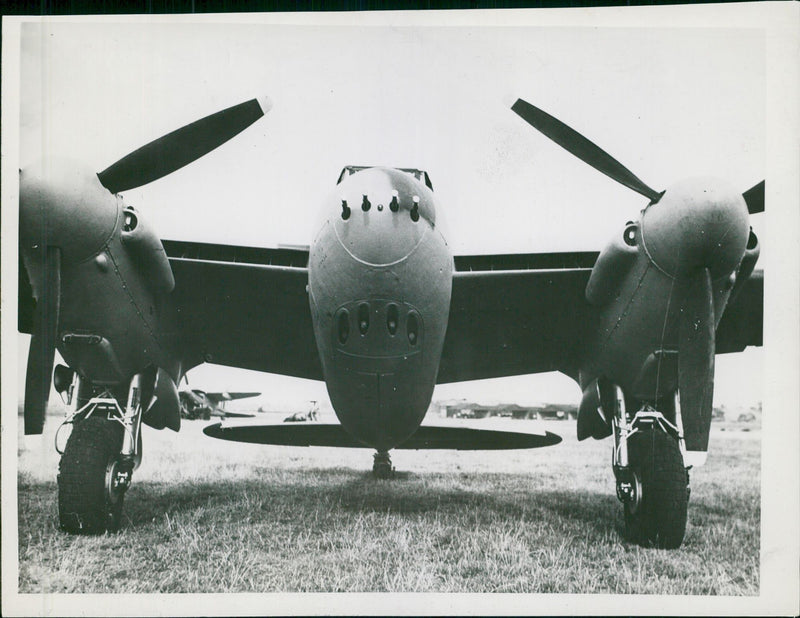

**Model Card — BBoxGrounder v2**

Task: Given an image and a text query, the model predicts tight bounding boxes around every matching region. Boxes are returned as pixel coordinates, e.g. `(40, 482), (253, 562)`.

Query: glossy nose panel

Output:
(331, 167), (436, 266)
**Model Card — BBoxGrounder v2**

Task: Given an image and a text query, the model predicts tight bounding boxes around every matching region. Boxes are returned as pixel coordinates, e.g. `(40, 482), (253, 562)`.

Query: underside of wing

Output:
(204, 391), (261, 403)
(437, 252), (597, 384)
(164, 240), (322, 380)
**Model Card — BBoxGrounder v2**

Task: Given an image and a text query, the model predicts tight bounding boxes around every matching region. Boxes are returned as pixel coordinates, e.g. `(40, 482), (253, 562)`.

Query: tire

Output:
(58, 416), (126, 534)
(624, 425), (689, 549)
(373, 452), (393, 479)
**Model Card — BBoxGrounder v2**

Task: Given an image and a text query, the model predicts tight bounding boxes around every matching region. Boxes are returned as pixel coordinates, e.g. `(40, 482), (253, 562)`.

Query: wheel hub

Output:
(615, 467), (642, 512)
(105, 459), (132, 503)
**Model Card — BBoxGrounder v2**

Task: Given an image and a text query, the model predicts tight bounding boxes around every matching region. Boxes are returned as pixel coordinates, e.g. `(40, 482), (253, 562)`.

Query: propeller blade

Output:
(742, 180), (765, 214)
(97, 97), (271, 194)
(678, 267), (715, 453)
(18, 256), (35, 334)
(23, 246), (61, 435)
(511, 98), (663, 203)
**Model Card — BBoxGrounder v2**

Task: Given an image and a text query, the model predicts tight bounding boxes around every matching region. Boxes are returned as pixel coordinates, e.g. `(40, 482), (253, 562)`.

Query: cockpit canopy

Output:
(336, 165), (434, 191)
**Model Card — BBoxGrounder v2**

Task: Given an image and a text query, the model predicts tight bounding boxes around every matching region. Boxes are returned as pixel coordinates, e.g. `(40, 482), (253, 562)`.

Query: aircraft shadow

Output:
(114, 469), (623, 539)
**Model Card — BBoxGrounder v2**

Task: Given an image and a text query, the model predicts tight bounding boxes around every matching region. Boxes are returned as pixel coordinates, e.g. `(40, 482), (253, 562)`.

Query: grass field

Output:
(16, 415), (760, 595)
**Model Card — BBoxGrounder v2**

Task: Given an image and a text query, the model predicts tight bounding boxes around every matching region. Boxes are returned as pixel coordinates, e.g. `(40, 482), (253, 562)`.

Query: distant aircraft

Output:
(18, 95), (762, 548)
(178, 389), (260, 420)
(283, 400), (319, 423)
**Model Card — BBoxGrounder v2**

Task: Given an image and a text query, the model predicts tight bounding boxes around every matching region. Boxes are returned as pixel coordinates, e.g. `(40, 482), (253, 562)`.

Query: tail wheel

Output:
(58, 416), (126, 534)
(624, 425), (689, 549)
(373, 451), (393, 479)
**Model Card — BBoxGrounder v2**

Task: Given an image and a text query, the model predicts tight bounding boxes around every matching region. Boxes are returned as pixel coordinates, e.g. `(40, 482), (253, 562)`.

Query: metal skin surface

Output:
(20, 159), (120, 279)
(18, 157), (759, 453)
(579, 177), (753, 402)
(308, 168), (453, 451)
(20, 158), (180, 388)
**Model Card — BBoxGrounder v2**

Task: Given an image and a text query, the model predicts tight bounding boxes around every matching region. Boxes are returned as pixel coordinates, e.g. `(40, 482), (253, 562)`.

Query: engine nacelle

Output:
(580, 177), (753, 400)
(120, 206), (175, 295)
(20, 158), (178, 388)
(585, 222), (640, 306)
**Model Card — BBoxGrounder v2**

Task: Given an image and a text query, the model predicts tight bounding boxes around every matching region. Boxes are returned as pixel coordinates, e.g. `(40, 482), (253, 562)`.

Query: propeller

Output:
(511, 98), (765, 213)
(742, 179), (765, 215)
(23, 246), (61, 435)
(511, 98), (663, 203)
(97, 97), (271, 194)
(677, 268), (715, 453)
(510, 98), (765, 453)
(20, 97), (271, 434)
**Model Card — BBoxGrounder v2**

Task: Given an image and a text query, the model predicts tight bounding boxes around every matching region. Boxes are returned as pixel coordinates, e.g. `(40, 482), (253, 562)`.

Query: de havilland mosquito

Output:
(178, 389), (260, 420)
(18, 95), (763, 548)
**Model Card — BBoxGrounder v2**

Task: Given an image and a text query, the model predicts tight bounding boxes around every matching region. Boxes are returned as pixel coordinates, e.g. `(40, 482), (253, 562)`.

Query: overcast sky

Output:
(11, 15), (768, 408)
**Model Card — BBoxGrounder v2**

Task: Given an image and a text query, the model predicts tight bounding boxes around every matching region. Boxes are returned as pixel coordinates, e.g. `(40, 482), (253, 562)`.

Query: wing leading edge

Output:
(438, 252), (763, 385)
(438, 252), (598, 384)
(164, 240), (322, 380)
(164, 241), (761, 386)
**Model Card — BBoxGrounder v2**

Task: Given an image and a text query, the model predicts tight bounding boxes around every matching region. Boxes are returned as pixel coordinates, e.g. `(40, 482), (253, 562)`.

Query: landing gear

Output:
(372, 450), (393, 478)
(58, 416), (127, 533)
(57, 373), (146, 534)
(611, 385), (689, 548)
(623, 425), (688, 549)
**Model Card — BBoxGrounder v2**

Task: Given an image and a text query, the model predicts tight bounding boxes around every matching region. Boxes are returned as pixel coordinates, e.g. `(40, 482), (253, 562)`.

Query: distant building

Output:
(435, 401), (577, 420)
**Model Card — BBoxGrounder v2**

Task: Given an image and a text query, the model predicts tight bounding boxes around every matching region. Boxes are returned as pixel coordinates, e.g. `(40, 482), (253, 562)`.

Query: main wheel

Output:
(58, 416), (126, 534)
(624, 425), (689, 549)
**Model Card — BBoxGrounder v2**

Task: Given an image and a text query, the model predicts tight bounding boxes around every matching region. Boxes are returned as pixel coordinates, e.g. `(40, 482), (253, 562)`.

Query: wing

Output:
(437, 252), (597, 384)
(164, 240), (323, 379)
(204, 392), (261, 402)
(438, 252), (763, 385)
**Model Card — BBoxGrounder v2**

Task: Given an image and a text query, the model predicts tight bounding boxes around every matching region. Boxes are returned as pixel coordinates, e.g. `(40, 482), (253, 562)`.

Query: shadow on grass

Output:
(57, 468), (621, 540)
(19, 472), (622, 538)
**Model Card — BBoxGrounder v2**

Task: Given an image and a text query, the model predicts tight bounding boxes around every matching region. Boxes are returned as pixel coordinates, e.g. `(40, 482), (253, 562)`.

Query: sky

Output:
(10, 15), (769, 409)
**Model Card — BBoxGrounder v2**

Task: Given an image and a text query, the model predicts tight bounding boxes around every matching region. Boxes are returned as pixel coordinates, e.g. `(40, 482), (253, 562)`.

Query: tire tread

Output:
(58, 416), (124, 534)
(624, 425), (688, 549)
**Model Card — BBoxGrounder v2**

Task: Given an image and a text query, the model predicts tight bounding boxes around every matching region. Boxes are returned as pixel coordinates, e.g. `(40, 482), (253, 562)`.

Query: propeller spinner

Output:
(20, 97), (271, 434)
(511, 97), (762, 452)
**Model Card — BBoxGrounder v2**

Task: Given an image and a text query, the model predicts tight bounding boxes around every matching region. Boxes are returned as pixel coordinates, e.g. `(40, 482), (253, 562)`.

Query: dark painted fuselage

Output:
(308, 167), (453, 450)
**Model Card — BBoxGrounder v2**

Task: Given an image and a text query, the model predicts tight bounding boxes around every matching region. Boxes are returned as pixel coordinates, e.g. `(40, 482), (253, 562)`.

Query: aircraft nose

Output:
(640, 177), (750, 279)
(326, 368), (430, 452)
(334, 192), (427, 266)
(327, 167), (436, 266)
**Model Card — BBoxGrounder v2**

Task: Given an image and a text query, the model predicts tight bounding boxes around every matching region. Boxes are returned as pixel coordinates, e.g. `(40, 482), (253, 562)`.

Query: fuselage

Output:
(308, 167), (453, 450)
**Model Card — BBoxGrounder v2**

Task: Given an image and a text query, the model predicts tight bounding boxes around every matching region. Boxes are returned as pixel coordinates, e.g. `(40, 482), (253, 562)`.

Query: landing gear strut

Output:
(372, 450), (393, 479)
(611, 385), (689, 549)
(57, 372), (146, 534)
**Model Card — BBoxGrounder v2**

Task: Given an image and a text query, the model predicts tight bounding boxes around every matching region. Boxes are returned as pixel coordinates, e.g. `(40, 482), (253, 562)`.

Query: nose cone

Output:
(640, 177), (750, 279)
(330, 167), (435, 266)
(20, 158), (119, 263)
